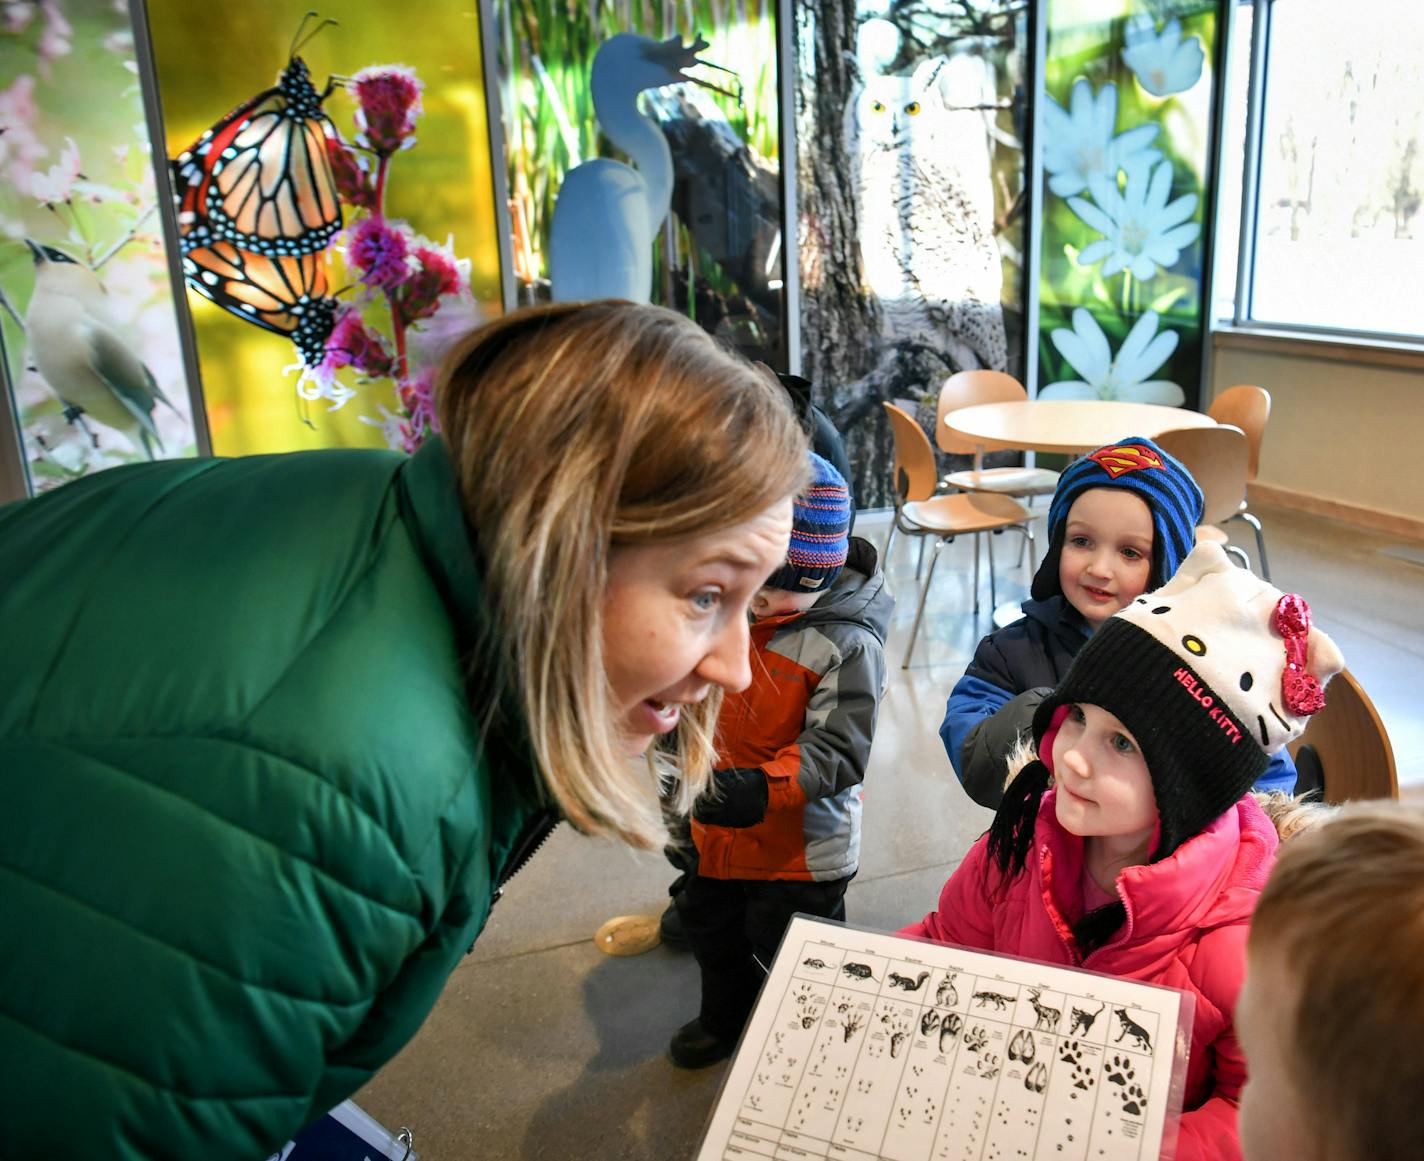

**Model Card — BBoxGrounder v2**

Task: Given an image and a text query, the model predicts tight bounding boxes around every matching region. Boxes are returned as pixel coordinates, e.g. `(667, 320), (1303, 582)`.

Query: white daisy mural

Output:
(1121, 14), (1205, 98)
(1041, 77), (1162, 197)
(1069, 159), (1202, 280)
(1041, 308), (1184, 406)
(1035, 2), (1222, 413)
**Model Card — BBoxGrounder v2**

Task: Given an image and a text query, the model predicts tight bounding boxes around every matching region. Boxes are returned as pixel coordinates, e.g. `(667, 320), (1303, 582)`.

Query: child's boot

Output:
(668, 1017), (736, 1069)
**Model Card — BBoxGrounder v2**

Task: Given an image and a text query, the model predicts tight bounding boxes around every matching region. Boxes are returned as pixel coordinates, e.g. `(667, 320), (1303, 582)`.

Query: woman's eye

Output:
(1112, 733), (1136, 755)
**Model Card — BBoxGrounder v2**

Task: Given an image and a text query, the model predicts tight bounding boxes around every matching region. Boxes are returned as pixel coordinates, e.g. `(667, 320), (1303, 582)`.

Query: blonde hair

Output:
(437, 301), (808, 850)
(1249, 803), (1424, 1161)
(1248, 790), (1337, 841)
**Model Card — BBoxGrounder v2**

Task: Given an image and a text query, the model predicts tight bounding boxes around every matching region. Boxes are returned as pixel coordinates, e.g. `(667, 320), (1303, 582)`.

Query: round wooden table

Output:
(944, 399), (1216, 455)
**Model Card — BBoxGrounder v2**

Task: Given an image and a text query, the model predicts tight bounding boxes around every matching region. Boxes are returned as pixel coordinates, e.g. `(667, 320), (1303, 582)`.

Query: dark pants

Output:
(676, 874), (851, 1041)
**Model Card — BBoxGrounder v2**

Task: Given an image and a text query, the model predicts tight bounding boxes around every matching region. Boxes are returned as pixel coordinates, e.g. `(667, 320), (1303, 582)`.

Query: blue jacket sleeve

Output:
(1252, 748), (1297, 795)
(941, 675), (1012, 778)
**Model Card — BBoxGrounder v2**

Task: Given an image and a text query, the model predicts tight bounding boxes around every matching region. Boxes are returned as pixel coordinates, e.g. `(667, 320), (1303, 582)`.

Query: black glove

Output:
(693, 767), (770, 828)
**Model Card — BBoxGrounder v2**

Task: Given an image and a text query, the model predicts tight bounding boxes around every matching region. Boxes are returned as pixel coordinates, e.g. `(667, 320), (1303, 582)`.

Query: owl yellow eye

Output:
(871, 100), (886, 113)
(905, 101), (921, 115)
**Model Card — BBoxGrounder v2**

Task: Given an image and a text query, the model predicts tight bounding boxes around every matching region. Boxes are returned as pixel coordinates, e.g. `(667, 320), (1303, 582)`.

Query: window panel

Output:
(1249, 0), (1424, 337)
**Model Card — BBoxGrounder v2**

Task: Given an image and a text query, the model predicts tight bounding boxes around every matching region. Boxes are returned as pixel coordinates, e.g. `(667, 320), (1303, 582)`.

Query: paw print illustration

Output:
(963, 1024), (989, 1053)
(1121, 1084), (1146, 1117)
(1104, 1054), (1135, 1087)
(976, 1052), (1001, 1079)
(1059, 1038), (1081, 1066)
(1105, 1055), (1146, 1115)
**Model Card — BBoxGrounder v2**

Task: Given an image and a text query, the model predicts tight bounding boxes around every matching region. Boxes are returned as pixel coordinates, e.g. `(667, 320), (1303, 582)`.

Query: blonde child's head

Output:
(1239, 803), (1424, 1161)
(1031, 439), (1203, 629)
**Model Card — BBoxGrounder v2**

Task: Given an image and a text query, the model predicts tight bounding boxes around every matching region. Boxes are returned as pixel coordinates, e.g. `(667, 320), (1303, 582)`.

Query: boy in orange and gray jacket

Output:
(669, 453), (893, 1069)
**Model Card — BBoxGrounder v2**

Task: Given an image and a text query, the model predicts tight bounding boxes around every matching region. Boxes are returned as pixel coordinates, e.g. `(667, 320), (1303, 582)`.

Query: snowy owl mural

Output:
(846, 51), (1008, 373)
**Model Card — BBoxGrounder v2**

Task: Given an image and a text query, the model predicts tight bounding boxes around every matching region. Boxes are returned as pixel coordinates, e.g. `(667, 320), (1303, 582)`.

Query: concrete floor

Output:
(356, 502), (1424, 1158)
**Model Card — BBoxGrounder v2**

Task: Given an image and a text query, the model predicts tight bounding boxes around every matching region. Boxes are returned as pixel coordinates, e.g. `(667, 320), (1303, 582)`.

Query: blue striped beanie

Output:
(1030, 436), (1204, 601)
(765, 452), (851, 593)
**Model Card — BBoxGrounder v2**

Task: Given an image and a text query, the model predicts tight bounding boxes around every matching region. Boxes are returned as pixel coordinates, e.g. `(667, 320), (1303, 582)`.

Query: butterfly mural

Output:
(171, 15), (342, 365)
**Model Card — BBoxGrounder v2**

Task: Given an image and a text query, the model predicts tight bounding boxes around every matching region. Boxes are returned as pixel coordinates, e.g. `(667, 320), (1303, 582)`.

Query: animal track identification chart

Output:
(696, 918), (1193, 1161)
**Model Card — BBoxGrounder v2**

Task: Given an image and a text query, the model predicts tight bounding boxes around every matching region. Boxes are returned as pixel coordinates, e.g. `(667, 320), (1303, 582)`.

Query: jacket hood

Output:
(397, 437), (545, 816)
(795, 536), (893, 643)
(1020, 595), (1089, 641)
(397, 437), (486, 654)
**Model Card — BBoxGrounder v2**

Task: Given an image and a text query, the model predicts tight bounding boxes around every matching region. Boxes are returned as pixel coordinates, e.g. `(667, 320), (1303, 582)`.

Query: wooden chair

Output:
(1207, 384), (1272, 578)
(1154, 425), (1255, 572)
(1287, 668), (1399, 803)
(935, 370), (1061, 500)
(883, 403), (1033, 667)
(936, 370), (1059, 576)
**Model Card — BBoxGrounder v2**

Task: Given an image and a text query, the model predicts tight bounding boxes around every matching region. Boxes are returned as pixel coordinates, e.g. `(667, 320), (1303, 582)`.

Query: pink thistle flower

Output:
(327, 136), (376, 210)
(396, 367), (441, 453)
(348, 215), (415, 291)
(303, 304), (395, 403)
(326, 305), (396, 377)
(352, 66), (424, 156)
(398, 244), (463, 324)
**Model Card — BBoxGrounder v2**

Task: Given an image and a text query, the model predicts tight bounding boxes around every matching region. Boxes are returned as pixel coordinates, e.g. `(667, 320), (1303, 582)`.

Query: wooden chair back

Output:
(1287, 668), (1399, 803)
(1155, 425), (1250, 527)
(936, 370), (1027, 454)
(883, 403), (940, 503)
(1207, 385), (1271, 480)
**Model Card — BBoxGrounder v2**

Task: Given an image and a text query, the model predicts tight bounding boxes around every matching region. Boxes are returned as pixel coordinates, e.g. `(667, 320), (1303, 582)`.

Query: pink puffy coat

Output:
(901, 790), (1279, 1161)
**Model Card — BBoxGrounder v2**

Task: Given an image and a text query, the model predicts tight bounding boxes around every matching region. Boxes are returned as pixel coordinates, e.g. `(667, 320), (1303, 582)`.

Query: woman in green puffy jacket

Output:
(0, 301), (809, 1160)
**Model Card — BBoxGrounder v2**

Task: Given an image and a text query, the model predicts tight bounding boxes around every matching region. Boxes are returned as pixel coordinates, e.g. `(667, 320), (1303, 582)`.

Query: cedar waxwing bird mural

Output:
(24, 240), (175, 459)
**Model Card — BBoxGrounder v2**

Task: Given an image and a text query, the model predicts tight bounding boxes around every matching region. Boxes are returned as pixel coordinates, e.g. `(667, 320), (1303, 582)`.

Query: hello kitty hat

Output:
(1031, 542), (1345, 858)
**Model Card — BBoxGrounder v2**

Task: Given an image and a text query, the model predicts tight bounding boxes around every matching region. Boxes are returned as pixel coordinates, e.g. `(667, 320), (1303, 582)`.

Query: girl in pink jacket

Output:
(903, 544), (1344, 1161)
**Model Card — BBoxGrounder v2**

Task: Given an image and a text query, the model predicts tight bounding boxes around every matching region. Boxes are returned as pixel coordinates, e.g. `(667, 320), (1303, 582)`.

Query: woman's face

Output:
(602, 498), (793, 755)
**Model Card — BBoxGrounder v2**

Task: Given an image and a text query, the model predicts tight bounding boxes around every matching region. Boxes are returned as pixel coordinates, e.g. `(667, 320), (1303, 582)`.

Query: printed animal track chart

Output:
(696, 917), (1193, 1161)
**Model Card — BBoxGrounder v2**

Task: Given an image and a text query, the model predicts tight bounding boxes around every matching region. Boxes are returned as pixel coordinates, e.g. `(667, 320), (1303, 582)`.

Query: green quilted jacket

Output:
(0, 439), (551, 1159)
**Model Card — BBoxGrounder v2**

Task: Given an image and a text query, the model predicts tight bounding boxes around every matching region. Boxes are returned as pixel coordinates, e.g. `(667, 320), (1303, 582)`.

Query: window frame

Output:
(1215, 0), (1424, 355)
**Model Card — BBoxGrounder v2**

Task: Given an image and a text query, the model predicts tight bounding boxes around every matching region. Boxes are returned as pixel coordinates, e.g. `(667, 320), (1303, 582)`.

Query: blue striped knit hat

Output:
(1030, 436), (1204, 601)
(765, 452), (851, 592)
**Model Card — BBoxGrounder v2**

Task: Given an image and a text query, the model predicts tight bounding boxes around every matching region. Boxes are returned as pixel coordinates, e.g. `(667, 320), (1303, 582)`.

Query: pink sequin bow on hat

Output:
(1274, 594), (1328, 716)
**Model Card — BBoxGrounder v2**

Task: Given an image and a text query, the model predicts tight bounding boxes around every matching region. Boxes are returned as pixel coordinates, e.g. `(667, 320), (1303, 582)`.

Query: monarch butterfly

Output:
(180, 238), (338, 366)
(171, 19), (342, 258)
